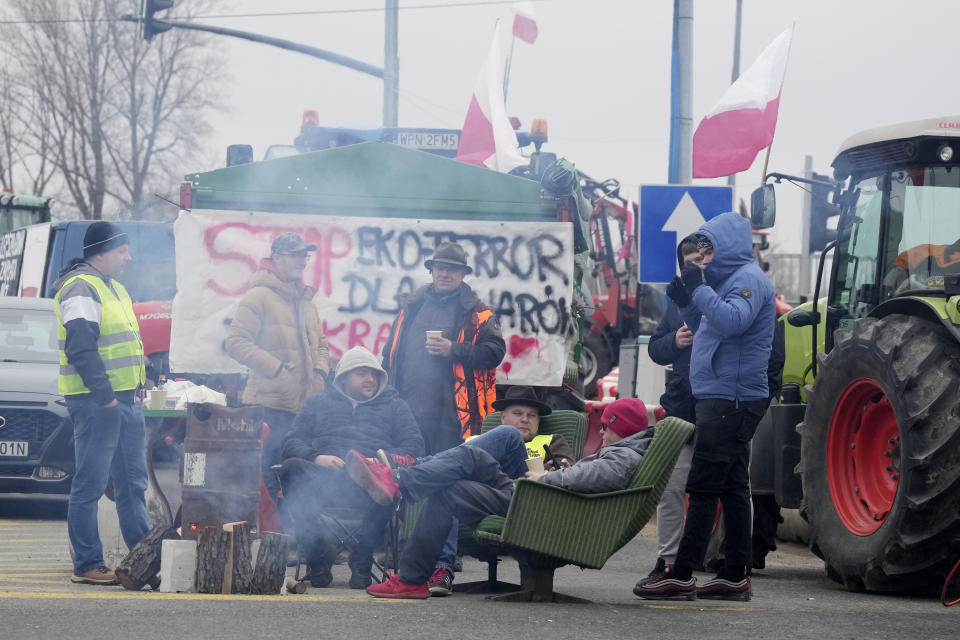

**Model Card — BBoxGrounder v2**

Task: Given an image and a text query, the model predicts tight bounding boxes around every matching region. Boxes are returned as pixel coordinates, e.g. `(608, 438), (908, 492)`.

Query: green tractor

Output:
(755, 116), (960, 592)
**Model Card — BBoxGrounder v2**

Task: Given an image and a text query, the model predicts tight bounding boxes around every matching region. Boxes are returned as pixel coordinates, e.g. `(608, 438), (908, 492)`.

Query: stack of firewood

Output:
(116, 522), (290, 595)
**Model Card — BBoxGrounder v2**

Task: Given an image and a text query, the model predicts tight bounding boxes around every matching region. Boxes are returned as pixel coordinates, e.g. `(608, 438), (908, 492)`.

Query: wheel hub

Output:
(826, 378), (901, 536)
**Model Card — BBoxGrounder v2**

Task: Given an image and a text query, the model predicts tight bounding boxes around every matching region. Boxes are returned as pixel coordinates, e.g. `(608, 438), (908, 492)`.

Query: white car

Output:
(0, 296), (73, 495)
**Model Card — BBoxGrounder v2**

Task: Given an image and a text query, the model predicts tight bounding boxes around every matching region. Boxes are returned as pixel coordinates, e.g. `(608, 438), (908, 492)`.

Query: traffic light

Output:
(141, 0), (174, 40)
(809, 171), (839, 252)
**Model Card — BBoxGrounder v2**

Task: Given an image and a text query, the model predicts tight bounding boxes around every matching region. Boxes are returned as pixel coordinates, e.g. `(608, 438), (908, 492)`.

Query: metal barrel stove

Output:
(180, 404), (263, 539)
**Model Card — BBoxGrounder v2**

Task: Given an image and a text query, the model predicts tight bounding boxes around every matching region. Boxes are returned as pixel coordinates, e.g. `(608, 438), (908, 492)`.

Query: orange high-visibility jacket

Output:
(383, 287), (504, 438)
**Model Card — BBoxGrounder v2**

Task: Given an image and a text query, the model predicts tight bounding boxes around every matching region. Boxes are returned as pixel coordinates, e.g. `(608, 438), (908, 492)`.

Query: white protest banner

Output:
(170, 210), (575, 386)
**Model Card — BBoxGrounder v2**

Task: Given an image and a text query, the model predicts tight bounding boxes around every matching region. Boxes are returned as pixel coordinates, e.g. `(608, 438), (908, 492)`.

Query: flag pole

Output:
(760, 23), (795, 185)
(503, 31), (516, 103)
(760, 144), (773, 184)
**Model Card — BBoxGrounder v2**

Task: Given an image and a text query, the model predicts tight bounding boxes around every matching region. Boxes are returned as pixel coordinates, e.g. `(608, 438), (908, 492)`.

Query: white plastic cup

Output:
(425, 330), (443, 340)
(525, 456), (544, 473)
(149, 390), (168, 410)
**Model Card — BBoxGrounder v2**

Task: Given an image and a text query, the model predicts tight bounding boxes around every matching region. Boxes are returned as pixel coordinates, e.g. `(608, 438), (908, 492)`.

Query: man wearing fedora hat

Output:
(226, 231), (330, 508)
(382, 240), (505, 455)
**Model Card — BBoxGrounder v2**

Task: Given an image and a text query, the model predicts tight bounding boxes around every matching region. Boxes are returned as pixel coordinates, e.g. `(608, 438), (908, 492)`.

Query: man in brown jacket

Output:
(226, 232), (330, 505)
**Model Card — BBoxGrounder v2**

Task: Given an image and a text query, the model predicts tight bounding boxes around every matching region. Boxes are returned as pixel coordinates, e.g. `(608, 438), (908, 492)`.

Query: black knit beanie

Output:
(83, 222), (129, 259)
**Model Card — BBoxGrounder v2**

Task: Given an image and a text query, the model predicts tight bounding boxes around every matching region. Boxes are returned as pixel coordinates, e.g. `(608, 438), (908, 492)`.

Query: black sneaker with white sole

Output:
(697, 575), (751, 601)
(427, 567), (454, 596)
(632, 574), (696, 601)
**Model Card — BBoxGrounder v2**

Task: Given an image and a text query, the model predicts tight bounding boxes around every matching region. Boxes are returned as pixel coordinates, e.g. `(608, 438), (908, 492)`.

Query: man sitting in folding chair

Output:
(278, 346), (424, 589)
(349, 398), (653, 599)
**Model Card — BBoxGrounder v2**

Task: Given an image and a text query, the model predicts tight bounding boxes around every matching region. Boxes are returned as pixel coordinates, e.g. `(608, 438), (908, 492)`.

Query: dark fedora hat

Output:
(424, 241), (472, 274)
(491, 386), (552, 416)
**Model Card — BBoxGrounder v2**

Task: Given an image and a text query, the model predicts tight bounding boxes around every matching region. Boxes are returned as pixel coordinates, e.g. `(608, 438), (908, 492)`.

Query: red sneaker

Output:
(346, 450), (400, 505)
(366, 573), (430, 599)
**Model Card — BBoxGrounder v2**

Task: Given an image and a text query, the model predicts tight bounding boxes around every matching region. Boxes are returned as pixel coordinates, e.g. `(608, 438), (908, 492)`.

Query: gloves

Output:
(680, 262), (704, 296)
(665, 275), (692, 307)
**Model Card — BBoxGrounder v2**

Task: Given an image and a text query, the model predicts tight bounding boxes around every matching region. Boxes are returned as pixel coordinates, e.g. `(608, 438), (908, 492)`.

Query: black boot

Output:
(348, 554), (373, 589)
(305, 542), (335, 588)
(305, 562), (333, 588)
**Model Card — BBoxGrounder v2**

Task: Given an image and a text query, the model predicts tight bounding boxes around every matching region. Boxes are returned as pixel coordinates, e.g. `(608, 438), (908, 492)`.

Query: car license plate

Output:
(396, 131), (459, 150)
(0, 441), (28, 457)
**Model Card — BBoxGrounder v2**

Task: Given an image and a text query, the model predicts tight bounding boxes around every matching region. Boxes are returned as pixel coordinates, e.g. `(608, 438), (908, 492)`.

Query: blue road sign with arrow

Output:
(638, 185), (733, 283)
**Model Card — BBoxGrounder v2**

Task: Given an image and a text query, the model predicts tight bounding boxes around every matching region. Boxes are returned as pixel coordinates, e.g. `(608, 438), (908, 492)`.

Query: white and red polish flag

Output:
(692, 27), (793, 178)
(455, 26), (526, 172)
(512, 2), (538, 44)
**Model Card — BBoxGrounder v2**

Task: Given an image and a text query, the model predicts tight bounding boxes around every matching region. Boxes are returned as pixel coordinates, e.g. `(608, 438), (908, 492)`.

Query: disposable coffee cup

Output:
(425, 330), (443, 340)
(525, 456), (544, 473)
(149, 390), (168, 410)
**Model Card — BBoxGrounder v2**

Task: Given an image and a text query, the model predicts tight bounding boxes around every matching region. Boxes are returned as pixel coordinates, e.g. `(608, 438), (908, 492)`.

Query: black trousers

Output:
(674, 398), (766, 581)
(278, 458), (394, 571)
(397, 445), (514, 584)
(261, 407), (296, 502)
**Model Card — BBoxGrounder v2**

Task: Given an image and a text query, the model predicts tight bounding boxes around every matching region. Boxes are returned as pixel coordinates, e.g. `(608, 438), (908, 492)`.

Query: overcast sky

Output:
(192, 0), (960, 253)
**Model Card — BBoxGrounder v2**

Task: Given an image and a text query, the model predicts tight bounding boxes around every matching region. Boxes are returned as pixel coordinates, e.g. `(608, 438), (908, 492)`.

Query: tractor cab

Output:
(828, 118), (960, 339)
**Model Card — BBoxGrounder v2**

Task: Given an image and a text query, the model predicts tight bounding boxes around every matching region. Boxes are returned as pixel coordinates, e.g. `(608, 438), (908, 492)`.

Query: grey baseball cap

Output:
(271, 232), (317, 255)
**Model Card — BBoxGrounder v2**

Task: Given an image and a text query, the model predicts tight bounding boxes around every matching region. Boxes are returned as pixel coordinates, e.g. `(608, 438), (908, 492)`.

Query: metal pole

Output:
(503, 34), (516, 103)
(383, 0), (399, 127)
(676, 0), (693, 184)
(799, 154), (813, 302)
(668, 0), (693, 184)
(132, 17), (385, 78)
(727, 0), (742, 188)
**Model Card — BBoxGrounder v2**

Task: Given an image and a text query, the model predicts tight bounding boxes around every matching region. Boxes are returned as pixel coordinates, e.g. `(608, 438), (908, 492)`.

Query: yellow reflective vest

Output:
(465, 432), (555, 458)
(55, 274), (146, 396)
(524, 434), (556, 459)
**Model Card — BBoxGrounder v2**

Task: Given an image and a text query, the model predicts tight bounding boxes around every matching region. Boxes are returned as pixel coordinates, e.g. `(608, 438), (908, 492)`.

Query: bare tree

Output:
(0, 0), (223, 219)
(0, 69), (56, 195)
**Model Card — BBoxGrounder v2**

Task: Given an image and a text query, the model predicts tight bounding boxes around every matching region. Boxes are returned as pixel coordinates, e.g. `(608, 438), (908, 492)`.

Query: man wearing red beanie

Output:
(354, 397), (655, 599)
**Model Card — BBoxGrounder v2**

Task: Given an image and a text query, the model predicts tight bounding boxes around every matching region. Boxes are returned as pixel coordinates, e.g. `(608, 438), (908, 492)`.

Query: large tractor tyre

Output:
(799, 314), (960, 592)
(580, 331), (612, 399)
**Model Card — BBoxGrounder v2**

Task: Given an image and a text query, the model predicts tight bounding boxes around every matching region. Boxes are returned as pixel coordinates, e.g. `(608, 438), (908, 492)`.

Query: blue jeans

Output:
(420, 426), (527, 572)
(398, 445), (513, 584)
(65, 395), (150, 574)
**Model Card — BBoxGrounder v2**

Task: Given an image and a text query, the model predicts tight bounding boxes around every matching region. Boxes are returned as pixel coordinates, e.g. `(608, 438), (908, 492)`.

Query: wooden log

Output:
(195, 526), (231, 594)
(222, 521), (254, 594)
(115, 524), (179, 591)
(251, 532), (290, 595)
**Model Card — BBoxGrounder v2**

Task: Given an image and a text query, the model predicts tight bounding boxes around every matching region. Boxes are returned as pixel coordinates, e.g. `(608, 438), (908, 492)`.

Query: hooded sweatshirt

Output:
(226, 259), (329, 413)
(539, 427), (655, 493)
(281, 347), (425, 462)
(679, 212), (775, 402)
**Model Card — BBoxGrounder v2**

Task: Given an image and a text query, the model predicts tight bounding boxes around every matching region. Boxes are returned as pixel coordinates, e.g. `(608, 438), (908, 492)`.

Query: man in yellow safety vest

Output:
(54, 221), (148, 586)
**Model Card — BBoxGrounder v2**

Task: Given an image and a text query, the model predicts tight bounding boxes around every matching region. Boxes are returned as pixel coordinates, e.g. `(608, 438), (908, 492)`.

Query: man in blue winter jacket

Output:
(635, 212), (775, 602)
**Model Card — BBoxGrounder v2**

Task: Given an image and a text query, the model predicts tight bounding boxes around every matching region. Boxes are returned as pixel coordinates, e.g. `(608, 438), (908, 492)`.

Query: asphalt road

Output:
(0, 493), (954, 640)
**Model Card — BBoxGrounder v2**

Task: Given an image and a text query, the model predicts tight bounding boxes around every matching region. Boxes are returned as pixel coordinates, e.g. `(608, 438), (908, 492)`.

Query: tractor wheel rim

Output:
(580, 348), (598, 384)
(826, 378), (900, 536)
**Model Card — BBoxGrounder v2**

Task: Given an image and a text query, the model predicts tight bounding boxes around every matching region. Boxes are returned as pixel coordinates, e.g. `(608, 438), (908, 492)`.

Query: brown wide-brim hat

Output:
(424, 240), (473, 274)
(491, 386), (552, 416)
